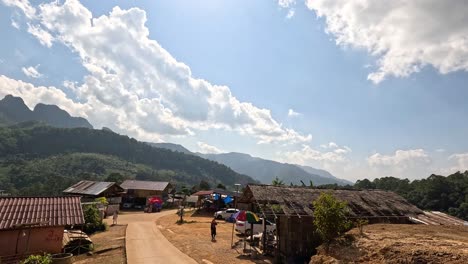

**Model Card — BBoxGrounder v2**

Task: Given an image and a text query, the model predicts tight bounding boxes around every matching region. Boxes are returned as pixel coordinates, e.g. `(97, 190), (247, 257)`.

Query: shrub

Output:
(21, 254), (52, 264)
(83, 204), (105, 234)
(313, 192), (352, 251)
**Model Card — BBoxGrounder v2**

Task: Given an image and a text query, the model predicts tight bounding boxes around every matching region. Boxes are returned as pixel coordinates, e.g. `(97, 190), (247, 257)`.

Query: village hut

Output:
(238, 184), (424, 262)
(63, 180), (124, 215)
(120, 180), (173, 208)
(0, 196), (84, 262)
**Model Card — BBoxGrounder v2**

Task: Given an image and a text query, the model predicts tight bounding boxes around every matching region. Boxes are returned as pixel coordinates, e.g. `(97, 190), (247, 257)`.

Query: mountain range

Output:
(0, 94), (352, 187)
(150, 142), (353, 186)
(0, 95), (92, 129)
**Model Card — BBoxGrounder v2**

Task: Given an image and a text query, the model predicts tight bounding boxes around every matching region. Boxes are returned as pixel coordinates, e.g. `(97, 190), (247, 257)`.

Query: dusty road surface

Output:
(157, 211), (274, 264)
(122, 210), (197, 264)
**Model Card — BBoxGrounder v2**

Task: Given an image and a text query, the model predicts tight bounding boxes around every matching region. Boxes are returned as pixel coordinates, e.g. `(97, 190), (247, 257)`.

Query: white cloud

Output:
(367, 149), (430, 167)
(286, 9), (295, 19)
(278, 0), (296, 19)
(0, 75), (89, 118)
(306, 0), (468, 83)
(320, 141), (338, 149)
(435, 148), (446, 153)
(1, 0), (36, 19)
(27, 23), (53, 47)
(5, 0), (311, 145)
(11, 19), (20, 29)
(287, 108), (300, 117)
(448, 153), (468, 172)
(280, 142), (352, 172)
(197, 141), (223, 154)
(21, 65), (42, 78)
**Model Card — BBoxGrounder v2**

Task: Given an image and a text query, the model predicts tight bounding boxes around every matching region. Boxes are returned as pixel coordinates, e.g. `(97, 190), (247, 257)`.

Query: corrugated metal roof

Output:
(0, 196), (85, 230)
(413, 211), (468, 226)
(120, 180), (170, 191)
(63, 180), (123, 196)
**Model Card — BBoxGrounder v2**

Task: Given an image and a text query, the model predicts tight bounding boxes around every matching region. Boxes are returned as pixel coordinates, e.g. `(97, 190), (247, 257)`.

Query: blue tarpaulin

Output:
(223, 196), (233, 204)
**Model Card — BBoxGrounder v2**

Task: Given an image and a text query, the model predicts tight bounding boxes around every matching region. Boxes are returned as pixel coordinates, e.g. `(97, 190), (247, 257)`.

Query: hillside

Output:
(0, 124), (256, 195)
(147, 142), (192, 154)
(199, 152), (350, 186)
(0, 95), (92, 128)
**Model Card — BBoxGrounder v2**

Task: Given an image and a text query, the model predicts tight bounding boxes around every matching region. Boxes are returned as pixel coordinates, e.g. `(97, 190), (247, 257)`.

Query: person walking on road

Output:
(211, 218), (217, 241)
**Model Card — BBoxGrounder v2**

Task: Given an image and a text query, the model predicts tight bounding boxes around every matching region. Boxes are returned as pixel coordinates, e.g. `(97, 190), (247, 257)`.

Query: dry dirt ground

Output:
(157, 210), (274, 264)
(311, 224), (468, 264)
(74, 218), (126, 264)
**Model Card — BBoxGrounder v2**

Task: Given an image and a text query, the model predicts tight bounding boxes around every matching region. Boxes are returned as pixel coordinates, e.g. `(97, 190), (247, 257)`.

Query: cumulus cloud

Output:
(21, 65), (42, 78)
(362, 149), (435, 179)
(6, 0), (311, 145)
(448, 153), (468, 172)
(0, 75), (89, 117)
(306, 0), (468, 83)
(287, 108), (300, 117)
(281, 142), (351, 169)
(197, 141), (223, 154)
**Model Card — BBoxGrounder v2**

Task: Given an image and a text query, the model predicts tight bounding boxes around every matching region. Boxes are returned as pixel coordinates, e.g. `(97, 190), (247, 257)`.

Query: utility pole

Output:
(231, 183), (241, 248)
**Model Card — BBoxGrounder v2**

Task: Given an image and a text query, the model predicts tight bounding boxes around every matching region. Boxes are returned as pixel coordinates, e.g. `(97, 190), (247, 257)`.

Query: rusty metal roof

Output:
(412, 211), (468, 226)
(63, 180), (124, 196)
(120, 180), (170, 191)
(0, 196), (85, 230)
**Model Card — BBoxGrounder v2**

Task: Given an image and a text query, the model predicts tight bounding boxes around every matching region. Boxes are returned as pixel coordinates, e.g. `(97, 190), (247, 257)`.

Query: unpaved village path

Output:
(119, 210), (197, 264)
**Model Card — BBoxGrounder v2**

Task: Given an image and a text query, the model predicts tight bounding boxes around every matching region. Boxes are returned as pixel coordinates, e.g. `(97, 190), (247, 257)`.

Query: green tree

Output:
(216, 183), (226, 190)
(105, 172), (127, 184)
(199, 180), (211, 190)
(272, 177), (284, 186)
(313, 192), (351, 251)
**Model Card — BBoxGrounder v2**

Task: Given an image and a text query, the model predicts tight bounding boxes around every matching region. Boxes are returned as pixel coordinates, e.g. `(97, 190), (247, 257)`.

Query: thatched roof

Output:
(240, 184), (422, 218)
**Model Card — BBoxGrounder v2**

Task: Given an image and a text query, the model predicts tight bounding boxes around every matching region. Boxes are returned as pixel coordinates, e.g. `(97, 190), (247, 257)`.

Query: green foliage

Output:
(272, 177), (285, 186)
(199, 180), (211, 190)
(216, 183), (226, 190)
(83, 204), (105, 234)
(95, 197), (109, 206)
(105, 172), (127, 184)
(0, 124), (257, 196)
(21, 254), (52, 264)
(313, 192), (351, 247)
(354, 172), (468, 220)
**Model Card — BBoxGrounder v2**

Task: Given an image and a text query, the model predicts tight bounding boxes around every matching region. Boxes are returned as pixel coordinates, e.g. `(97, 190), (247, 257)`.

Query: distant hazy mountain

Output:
(300, 165), (353, 185)
(199, 152), (351, 186)
(0, 95), (93, 129)
(147, 142), (192, 154)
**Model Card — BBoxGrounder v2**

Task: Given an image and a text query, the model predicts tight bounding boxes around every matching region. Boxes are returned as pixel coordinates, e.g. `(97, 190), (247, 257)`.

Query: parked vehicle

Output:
(235, 218), (276, 236)
(214, 208), (239, 220)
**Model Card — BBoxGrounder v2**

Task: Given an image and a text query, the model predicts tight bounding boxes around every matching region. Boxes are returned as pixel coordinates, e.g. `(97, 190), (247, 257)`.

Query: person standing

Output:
(211, 218), (217, 241)
(113, 210), (118, 225)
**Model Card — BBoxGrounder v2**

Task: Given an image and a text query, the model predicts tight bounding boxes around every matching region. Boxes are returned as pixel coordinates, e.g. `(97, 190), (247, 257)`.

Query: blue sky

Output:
(1, 0), (468, 181)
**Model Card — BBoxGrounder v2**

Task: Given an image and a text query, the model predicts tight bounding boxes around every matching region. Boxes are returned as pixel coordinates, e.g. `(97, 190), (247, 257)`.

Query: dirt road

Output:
(121, 210), (197, 264)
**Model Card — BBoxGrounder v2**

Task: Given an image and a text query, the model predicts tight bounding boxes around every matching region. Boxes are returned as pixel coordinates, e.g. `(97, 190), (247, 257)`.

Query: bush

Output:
(313, 192), (351, 250)
(82, 204), (105, 234)
(21, 254), (52, 264)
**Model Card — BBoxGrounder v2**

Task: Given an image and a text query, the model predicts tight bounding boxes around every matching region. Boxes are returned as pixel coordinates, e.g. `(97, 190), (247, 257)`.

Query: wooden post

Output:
(275, 216), (281, 263)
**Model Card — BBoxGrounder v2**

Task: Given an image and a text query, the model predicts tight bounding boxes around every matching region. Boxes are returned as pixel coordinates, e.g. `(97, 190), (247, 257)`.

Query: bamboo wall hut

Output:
(238, 184), (424, 262)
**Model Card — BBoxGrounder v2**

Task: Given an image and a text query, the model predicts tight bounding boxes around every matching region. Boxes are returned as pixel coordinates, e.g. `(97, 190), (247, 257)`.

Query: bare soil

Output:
(310, 224), (468, 264)
(74, 222), (126, 264)
(157, 210), (274, 264)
